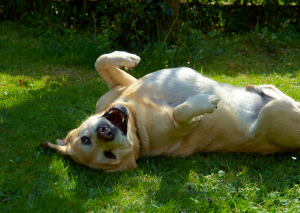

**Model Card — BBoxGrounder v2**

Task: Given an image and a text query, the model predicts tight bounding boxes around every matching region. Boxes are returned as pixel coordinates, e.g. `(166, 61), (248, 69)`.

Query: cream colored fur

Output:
(40, 51), (300, 172)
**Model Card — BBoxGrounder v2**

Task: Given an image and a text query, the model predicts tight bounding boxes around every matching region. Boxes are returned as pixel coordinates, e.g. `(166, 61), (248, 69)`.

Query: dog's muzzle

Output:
(100, 104), (129, 137)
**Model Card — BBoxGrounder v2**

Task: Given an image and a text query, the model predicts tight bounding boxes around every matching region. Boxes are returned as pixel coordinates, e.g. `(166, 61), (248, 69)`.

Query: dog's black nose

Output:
(97, 126), (114, 141)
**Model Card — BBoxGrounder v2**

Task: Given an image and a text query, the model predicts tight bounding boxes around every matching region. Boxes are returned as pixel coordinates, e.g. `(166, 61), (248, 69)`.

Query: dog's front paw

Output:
(186, 94), (220, 115)
(110, 51), (141, 70)
(208, 95), (220, 111)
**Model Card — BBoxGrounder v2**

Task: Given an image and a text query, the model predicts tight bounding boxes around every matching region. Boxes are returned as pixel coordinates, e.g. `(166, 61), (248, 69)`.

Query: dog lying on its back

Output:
(40, 51), (300, 172)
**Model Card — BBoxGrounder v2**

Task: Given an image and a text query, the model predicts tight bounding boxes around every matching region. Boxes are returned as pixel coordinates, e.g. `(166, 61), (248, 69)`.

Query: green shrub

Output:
(1, 0), (300, 50)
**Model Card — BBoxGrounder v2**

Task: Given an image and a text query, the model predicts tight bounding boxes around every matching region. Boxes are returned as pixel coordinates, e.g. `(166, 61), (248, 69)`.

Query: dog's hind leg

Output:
(246, 84), (300, 109)
(95, 51), (140, 89)
(172, 94), (220, 131)
(248, 99), (300, 150)
(245, 84), (294, 102)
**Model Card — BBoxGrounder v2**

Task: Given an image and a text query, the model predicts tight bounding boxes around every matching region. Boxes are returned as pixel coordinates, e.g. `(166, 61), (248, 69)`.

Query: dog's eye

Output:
(104, 151), (116, 159)
(81, 136), (91, 145)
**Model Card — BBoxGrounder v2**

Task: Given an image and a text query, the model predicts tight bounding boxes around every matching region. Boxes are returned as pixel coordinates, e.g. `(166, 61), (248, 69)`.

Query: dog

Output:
(40, 51), (300, 172)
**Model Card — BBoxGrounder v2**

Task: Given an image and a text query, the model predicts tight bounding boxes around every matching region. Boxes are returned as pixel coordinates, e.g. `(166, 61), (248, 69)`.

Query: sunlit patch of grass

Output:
(1, 23), (300, 212)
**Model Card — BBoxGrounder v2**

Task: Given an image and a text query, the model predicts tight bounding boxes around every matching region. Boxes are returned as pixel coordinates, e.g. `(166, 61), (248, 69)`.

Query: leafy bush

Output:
(95, 0), (175, 50)
(1, 0), (299, 50)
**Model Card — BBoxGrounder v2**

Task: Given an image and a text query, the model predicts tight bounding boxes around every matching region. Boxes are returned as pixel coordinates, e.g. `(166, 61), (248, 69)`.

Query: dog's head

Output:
(40, 104), (140, 172)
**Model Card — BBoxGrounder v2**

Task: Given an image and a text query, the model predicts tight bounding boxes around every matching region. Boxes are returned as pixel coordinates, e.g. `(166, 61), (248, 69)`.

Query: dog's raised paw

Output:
(209, 95), (220, 105)
(183, 94), (220, 117)
(111, 51), (141, 70)
(207, 95), (220, 113)
(209, 95), (220, 110)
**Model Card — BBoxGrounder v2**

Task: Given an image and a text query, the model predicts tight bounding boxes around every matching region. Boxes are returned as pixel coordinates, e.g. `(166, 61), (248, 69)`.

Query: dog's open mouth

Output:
(102, 104), (129, 135)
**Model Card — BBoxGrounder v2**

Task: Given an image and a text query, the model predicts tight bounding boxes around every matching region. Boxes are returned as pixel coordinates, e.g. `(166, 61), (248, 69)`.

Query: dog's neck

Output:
(126, 106), (150, 159)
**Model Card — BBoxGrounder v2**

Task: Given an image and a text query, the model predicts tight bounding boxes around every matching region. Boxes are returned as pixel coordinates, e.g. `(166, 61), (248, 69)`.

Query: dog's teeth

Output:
(122, 117), (125, 122)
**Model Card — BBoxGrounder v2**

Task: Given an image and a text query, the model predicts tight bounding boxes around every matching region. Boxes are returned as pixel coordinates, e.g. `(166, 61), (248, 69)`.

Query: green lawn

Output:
(1, 22), (300, 212)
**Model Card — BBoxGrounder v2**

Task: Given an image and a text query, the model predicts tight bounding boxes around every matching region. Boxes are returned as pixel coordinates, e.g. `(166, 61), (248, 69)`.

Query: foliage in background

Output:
(1, 0), (300, 51)
(181, 1), (299, 34)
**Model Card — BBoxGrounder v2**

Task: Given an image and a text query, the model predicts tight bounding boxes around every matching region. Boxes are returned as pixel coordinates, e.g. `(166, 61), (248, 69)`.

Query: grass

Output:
(1, 21), (300, 212)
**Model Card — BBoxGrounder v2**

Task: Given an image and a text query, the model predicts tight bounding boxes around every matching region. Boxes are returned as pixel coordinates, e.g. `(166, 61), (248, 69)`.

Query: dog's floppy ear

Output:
(40, 141), (69, 155)
(56, 139), (67, 146)
(40, 129), (77, 155)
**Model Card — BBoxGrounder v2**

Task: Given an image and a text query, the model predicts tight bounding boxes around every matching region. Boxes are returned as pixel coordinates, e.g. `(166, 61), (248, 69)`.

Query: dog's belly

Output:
(137, 67), (216, 107)
(134, 67), (269, 128)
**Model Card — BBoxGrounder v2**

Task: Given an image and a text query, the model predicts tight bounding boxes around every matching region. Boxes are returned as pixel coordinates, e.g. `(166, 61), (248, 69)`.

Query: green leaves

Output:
(217, 47), (223, 55)
(207, 30), (216, 38)
(256, 185), (267, 197)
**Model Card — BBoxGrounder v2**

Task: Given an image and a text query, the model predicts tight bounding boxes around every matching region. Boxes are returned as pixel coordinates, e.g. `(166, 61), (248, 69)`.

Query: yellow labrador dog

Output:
(41, 51), (300, 172)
